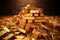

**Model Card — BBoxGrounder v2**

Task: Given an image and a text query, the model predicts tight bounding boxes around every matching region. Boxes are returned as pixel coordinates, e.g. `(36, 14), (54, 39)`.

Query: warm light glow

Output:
(25, 4), (31, 9)
(27, 4), (30, 7)
(32, 38), (36, 40)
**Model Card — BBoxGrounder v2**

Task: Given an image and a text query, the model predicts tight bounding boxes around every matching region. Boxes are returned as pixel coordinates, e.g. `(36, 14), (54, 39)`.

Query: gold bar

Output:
(23, 17), (35, 20)
(3, 34), (14, 40)
(14, 32), (20, 35)
(35, 17), (44, 20)
(0, 30), (7, 37)
(0, 27), (10, 37)
(40, 23), (50, 30)
(24, 13), (33, 17)
(15, 35), (25, 39)
(18, 28), (26, 33)
(21, 19), (26, 23)
(30, 10), (40, 13)
(34, 13), (39, 16)
(34, 20), (47, 23)
(14, 39), (21, 40)
(3, 27), (10, 32)
(32, 38), (36, 40)
(23, 37), (30, 40)
(28, 20), (33, 23)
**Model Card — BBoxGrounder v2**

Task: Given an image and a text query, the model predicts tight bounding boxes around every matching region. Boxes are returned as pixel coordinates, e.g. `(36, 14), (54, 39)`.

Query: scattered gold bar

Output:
(14, 32), (20, 35)
(18, 28), (26, 33)
(32, 38), (36, 40)
(21, 19), (26, 23)
(34, 20), (47, 23)
(0, 27), (10, 37)
(3, 27), (10, 32)
(0, 30), (7, 37)
(32, 31), (40, 38)
(23, 37), (30, 40)
(15, 35), (25, 39)
(14, 39), (21, 40)
(40, 23), (50, 30)
(3, 33), (14, 40)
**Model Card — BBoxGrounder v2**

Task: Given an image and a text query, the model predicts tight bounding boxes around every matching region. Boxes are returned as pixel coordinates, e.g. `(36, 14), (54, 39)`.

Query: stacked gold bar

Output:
(0, 4), (60, 40)
(21, 8), (45, 23)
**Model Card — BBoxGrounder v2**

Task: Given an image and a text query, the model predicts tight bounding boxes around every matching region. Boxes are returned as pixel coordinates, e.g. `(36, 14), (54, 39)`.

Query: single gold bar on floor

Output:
(23, 37), (30, 40)
(0, 27), (10, 37)
(3, 27), (10, 32)
(3, 33), (14, 40)
(14, 39), (22, 40)
(15, 35), (25, 39)
(32, 38), (36, 40)
(18, 28), (26, 33)
(0, 30), (7, 37)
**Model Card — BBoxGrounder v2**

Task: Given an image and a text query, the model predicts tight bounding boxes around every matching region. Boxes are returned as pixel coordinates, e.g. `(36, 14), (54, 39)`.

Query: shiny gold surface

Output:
(0, 4), (60, 40)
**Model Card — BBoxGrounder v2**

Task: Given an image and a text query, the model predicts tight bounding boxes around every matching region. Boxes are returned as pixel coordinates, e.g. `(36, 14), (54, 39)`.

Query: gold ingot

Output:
(3, 27), (10, 32)
(30, 10), (40, 13)
(28, 20), (33, 23)
(14, 32), (20, 35)
(23, 17), (35, 20)
(21, 19), (26, 23)
(33, 13), (39, 16)
(18, 28), (26, 33)
(35, 17), (44, 20)
(0, 27), (10, 37)
(32, 38), (36, 40)
(3, 34), (14, 40)
(15, 35), (25, 40)
(24, 13), (33, 17)
(0, 30), (7, 37)
(23, 37), (30, 40)
(34, 20), (46, 23)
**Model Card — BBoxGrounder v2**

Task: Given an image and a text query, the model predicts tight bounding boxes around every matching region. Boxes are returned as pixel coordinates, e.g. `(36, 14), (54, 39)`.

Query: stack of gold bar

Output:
(0, 4), (60, 40)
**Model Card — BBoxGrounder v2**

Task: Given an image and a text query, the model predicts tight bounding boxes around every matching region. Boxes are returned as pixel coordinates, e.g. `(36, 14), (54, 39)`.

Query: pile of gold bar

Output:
(0, 4), (60, 40)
